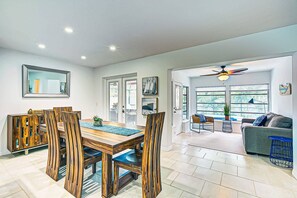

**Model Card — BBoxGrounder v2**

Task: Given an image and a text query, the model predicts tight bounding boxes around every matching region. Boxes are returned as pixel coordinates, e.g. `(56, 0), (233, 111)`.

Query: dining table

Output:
(41, 119), (145, 198)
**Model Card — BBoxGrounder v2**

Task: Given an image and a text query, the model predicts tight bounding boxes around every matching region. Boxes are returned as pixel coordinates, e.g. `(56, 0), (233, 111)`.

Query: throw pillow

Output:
(195, 114), (206, 123)
(268, 115), (292, 129)
(264, 112), (277, 126)
(253, 115), (267, 126)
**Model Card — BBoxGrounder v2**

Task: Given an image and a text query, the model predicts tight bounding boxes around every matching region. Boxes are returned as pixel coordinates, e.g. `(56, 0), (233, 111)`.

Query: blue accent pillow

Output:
(195, 114), (206, 123)
(253, 115), (267, 126)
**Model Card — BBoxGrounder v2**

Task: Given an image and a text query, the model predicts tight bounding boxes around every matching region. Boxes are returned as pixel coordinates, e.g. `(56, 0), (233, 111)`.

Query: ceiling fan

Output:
(201, 65), (248, 81)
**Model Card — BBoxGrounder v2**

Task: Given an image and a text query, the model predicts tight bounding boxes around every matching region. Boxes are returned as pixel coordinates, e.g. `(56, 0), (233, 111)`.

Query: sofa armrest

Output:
(242, 126), (292, 155)
(241, 118), (255, 124)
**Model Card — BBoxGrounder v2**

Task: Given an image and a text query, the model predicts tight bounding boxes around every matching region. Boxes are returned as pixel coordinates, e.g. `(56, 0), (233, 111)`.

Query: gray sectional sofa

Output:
(241, 112), (293, 156)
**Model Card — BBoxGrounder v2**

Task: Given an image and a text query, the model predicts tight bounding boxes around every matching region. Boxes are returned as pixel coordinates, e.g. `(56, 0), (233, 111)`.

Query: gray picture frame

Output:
(22, 64), (71, 98)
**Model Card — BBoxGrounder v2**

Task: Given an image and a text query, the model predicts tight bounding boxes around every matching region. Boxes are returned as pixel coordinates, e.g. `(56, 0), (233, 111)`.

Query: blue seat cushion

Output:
(195, 114), (206, 123)
(84, 147), (102, 158)
(253, 115), (267, 126)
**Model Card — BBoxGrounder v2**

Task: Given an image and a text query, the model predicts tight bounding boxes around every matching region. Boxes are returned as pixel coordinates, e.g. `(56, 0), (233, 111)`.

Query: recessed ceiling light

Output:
(37, 44), (46, 49)
(64, 27), (73, 34)
(81, 56), (86, 60)
(109, 45), (117, 52)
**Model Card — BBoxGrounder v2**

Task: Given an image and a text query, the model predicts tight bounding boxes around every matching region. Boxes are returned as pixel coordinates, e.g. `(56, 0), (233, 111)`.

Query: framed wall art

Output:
(142, 98), (158, 115)
(142, 76), (158, 95)
(279, 83), (292, 95)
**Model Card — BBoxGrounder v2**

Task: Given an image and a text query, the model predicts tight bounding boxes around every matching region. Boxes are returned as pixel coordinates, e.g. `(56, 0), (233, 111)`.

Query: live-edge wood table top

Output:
(40, 119), (145, 155)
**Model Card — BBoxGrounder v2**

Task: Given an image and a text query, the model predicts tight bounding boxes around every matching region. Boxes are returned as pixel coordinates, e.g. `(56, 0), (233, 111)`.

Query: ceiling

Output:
(176, 56), (291, 77)
(0, 1), (297, 67)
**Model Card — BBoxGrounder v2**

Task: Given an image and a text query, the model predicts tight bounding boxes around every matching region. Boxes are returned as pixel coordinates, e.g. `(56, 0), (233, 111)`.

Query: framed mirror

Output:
(22, 64), (70, 98)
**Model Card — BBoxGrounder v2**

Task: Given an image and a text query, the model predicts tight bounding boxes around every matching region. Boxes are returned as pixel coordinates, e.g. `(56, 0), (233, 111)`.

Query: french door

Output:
(107, 77), (137, 125)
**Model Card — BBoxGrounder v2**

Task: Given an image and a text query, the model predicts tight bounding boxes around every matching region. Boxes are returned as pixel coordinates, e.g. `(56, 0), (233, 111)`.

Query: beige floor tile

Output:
(161, 167), (179, 185)
(188, 157), (213, 169)
(200, 182), (237, 198)
(193, 167), (222, 184)
(185, 148), (206, 158)
(180, 191), (200, 198)
(217, 151), (238, 160)
(237, 166), (269, 183)
(0, 181), (22, 198)
(211, 161), (237, 175)
(204, 153), (226, 163)
(221, 174), (255, 195)
(170, 161), (197, 175)
(171, 173), (205, 196)
(254, 182), (295, 198)
(161, 157), (176, 168)
(170, 152), (192, 163)
(158, 183), (183, 198)
(237, 192), (258, 198)
(4, 190), (29, 198)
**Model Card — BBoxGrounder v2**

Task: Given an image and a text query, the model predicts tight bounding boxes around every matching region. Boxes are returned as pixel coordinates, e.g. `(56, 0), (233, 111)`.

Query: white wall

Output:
(95, 24), (297, 151)
(292, 52), (297, 179)
(270, 56), (293, 117)
(189, 71), (271, 117)
(0, 48), (96, 155)
(172, 71), (190, 87)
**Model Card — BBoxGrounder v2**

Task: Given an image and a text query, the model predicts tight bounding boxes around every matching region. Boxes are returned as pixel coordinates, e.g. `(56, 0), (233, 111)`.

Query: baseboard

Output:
(292, 169), (297, 180)
(161, 144), (173, 151)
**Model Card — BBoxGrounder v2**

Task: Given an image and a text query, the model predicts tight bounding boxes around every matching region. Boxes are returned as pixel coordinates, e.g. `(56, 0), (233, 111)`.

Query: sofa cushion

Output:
(253, 115), (267, 126)
(264, 112), (277, 126)
(268, 115), (292, 129)
(195, 114), (206, 122)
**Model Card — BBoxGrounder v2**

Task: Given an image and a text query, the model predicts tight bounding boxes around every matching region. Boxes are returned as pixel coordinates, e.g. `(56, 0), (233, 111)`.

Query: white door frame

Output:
(106, 76), (137, 124)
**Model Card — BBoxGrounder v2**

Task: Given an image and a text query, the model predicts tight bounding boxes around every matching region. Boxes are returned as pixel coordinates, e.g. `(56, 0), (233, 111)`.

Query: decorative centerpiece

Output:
(224, 104), (230, 120)
(93, 116), (103, 127)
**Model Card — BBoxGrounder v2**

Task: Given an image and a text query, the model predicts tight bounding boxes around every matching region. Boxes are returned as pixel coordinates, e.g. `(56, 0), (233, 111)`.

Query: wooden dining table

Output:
(41, 119), (145, 198)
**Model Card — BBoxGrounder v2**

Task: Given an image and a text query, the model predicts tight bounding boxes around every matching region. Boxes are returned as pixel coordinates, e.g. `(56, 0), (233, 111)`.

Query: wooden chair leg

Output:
(113, 162), (119, 195)
(92, 163), (97, 174)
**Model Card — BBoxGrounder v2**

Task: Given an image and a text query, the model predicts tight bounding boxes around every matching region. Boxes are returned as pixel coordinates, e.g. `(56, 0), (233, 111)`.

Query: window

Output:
(196, 86), (226, 116)
(230, 84), (269, 119)
(182, 86), (189, 119)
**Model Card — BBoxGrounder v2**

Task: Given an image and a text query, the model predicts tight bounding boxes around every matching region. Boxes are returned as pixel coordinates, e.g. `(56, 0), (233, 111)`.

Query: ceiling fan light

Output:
(218, 74), (229, 81)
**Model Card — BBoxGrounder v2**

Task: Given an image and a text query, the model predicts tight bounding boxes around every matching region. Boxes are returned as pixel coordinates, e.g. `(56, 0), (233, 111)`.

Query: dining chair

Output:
(113, 112), (165, 198)
(44, 110), (66, 181)
(53, 106), (73, 122)
(61, 111), (102, 198)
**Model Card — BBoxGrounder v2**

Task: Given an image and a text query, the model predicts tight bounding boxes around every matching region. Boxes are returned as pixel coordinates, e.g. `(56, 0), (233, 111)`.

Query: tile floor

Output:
(0, 142), (297, 198)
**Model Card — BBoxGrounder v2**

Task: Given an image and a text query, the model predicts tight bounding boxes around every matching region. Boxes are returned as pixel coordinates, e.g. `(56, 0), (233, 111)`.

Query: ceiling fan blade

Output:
(227, 68), (248, 74)
(229, 73), (242, 75)
(212, 70), (220, 73)
(200, 73), (219, 76)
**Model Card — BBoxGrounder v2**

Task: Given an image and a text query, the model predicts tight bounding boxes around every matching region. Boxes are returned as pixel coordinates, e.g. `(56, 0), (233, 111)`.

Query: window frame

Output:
(195, 86), (226, 116)
(229, 83), (270, 118)
(182, 86), (189, 119)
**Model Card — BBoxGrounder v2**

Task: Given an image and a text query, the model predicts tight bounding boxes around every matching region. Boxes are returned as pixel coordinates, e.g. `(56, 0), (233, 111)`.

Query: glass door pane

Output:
(109, 81), (119, 122)
(125, 79), (137, 125)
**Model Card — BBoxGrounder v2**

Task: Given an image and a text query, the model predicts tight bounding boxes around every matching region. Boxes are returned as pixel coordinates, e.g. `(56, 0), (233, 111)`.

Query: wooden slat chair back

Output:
(53, 106), (73, 122)
(62, 111), (102, 198)
(142, 112), (165, 197)
(113, 112), (165, 198)
(44, 110), (65, 181)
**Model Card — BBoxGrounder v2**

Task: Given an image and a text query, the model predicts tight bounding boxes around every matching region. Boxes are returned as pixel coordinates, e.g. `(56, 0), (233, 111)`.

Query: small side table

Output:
(268, 136), (293, 168)
(222, 120), (232, 133)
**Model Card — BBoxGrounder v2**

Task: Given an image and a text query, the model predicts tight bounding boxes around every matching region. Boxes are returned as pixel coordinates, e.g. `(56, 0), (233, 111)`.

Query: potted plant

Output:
(93, 116), (103, 127)
(224, 104), (230, 120)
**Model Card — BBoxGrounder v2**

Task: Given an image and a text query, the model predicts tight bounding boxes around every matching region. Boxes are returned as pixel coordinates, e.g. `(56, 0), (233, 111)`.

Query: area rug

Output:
(176, 131), (246, 155)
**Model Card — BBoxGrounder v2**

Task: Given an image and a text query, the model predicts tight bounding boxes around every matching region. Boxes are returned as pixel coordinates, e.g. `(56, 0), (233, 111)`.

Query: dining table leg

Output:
(102, 152), (113, 198)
